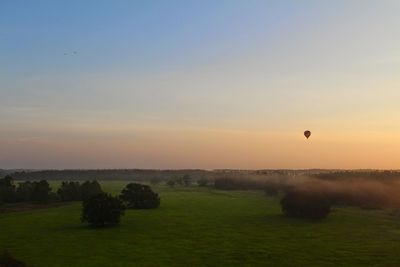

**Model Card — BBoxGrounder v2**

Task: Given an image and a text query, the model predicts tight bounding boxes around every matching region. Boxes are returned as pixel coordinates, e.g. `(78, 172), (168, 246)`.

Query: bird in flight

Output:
(64, 51), (77, 56)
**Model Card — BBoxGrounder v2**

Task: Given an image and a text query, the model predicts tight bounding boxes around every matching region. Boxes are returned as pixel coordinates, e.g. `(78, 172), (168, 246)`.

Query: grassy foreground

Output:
(1, 181), (400, 267)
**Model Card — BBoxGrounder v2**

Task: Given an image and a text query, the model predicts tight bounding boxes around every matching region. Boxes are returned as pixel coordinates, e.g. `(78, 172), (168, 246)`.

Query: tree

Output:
(280, 190), (331, 220)
(0, 176), (13, 187)
(57, 181), (81, 201)
(16, 181), (34, 202)
(0, 176), (16, 203)
(81, 193), (125, 227)
(31, 180), (51, 202)
(120, 183), (160, 209)
(80, 181), (102, 201)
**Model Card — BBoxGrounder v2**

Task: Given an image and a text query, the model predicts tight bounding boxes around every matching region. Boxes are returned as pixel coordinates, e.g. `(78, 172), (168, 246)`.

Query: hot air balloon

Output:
(304, 130), (311, 139)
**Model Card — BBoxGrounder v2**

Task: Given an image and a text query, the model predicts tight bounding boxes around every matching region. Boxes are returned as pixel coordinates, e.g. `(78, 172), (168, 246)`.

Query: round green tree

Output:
(81, 193), (125, 227)
(120, 183), (160, 209)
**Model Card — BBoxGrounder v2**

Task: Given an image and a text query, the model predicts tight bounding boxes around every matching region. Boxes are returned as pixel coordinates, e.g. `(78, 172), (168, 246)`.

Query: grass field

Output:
(1, 181), (400, 267)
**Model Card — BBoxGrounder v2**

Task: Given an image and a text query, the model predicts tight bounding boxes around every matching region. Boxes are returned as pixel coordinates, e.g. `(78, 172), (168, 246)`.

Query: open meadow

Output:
(1, 181), (400, 267)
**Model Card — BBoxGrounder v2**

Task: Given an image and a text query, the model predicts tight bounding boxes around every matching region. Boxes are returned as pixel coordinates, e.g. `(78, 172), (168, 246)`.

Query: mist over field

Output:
(210, 170), (400, 209)
(8, 168), (400, 210)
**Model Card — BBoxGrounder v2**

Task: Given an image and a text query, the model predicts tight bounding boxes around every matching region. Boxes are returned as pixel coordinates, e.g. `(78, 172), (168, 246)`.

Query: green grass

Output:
(2, 181), (400, 267)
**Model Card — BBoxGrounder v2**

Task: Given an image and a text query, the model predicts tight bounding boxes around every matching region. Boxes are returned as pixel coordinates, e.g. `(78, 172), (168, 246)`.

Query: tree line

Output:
(0, 175), (160, 227)
(9, 169), (209, 181)
(0, 176), (103, 204)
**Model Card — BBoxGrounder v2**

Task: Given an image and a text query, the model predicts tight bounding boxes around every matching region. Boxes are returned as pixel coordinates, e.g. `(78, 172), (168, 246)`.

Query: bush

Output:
(280, 190), (331, 220)
(80, 181), (102, 201)
(81, 193), (125, 227)
(0, 251), (31, 267)
(120, 183), (160, 209)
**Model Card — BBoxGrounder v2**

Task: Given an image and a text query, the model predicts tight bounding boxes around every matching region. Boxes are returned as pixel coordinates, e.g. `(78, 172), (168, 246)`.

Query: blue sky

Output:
(1, 1), (304, 74)
(1, 1), (400, 169)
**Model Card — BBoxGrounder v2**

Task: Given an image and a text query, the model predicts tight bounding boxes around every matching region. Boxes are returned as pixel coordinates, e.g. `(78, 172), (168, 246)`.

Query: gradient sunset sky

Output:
(1, 1), (400, 169)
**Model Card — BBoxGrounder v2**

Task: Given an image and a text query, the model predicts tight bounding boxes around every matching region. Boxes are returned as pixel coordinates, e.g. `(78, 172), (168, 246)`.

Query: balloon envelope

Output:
(304, 130), (311, 139)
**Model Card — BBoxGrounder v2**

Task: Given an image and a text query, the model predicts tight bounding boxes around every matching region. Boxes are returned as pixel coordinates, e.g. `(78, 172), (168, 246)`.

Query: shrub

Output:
(120, 183), (160, 209)
(280, 190), (331, 220)
(0, 251), (31, 267)
(80, 181), (102, 201)
(81, 193), (125, 227)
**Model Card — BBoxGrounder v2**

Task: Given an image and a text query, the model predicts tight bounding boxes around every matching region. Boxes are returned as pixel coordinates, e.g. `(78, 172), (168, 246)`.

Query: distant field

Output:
(1, 181), (400, 267)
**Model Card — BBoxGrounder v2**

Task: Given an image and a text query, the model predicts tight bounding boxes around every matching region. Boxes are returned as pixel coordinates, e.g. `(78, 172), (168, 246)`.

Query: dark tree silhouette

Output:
(80, 181), (102, 201)
(120, 183), (160, 209)
(57, 181), (81, 201)
(0, 176), (16, 203)
(81, 193), (125, 227)
(31, 180), (51, 202)
(0, 176), (13, 187)
(281, 190), (331, 220)
(16, 181), (34, 202)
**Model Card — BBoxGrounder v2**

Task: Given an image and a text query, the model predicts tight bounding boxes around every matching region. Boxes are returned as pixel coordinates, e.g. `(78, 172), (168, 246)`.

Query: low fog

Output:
(214, 171), (400, 210)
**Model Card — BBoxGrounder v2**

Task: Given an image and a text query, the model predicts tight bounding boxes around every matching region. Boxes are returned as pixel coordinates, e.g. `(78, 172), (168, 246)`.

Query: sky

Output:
(1, 0), (400, 169)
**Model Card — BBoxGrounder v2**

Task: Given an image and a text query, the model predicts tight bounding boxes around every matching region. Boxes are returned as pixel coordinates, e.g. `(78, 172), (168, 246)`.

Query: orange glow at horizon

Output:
(2, 127), (400, 169)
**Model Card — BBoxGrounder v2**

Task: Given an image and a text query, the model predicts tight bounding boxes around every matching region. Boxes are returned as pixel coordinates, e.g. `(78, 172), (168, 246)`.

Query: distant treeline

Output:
(0, 176), (103, 204)
(9, 169), (209, 181)
(7, 169), (400, 182)
(312, 170), (400, 181)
